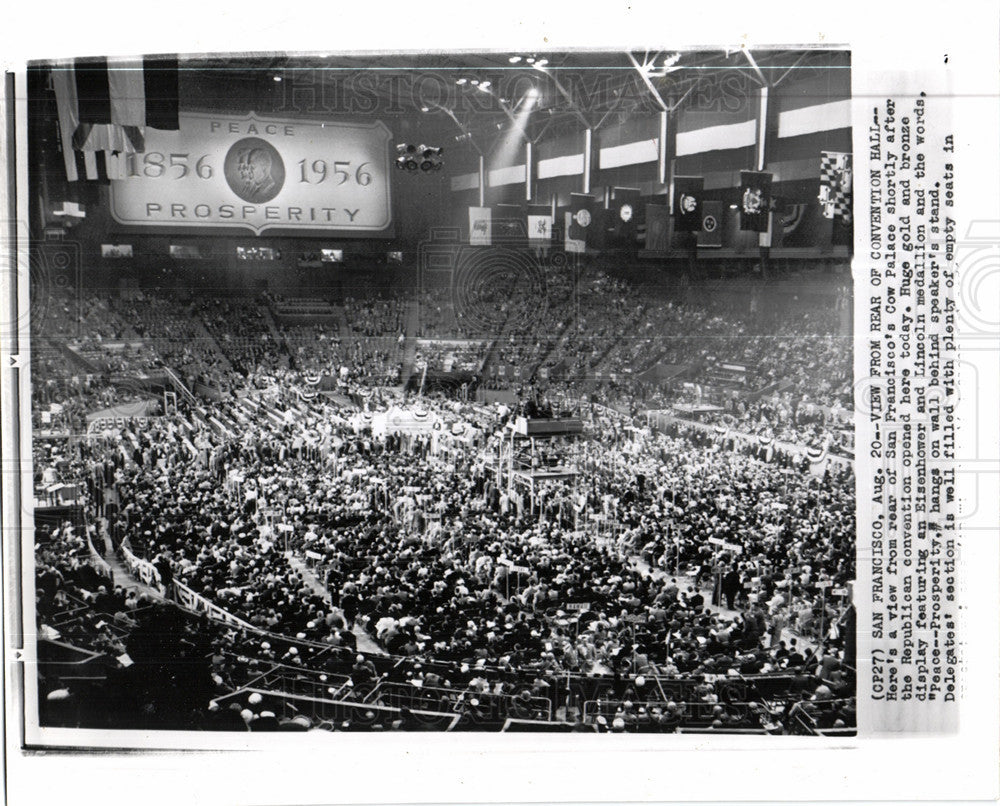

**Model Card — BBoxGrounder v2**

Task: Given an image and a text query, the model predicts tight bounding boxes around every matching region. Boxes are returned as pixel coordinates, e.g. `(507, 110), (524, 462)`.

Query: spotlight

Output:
(398, 143), (444, 173)
(534, 58), (548, 69)
(420, 106), (430, 113)
(508, 56), (522, 63)
(470, 79), (479, 86)
(479, 80), (491, 89)
(395, 154), (419, 171)
(273, 75), (282, 82)
(526, 57), (535, 64)
(456, 77), (467, 85)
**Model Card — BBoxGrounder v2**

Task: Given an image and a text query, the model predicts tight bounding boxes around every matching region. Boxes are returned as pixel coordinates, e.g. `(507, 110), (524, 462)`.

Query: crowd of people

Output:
(33, 381), (855, 732)
(29, 266), (856, 734)
(33, 274), (852, 452)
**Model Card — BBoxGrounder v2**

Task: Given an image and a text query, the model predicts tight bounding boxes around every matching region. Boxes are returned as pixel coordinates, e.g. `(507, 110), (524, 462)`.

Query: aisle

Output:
(103, 551), (165, 601)
(285, 552), (385, 655)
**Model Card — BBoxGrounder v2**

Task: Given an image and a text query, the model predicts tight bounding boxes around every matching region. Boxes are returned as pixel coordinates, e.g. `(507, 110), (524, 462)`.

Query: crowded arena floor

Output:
(25, 50), (856, 736)
(31, 276), (856, 735)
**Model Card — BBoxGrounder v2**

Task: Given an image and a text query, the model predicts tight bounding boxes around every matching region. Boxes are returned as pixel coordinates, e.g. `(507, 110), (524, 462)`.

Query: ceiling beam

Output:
(742, 48), (768, 87)
(535, 69), (592, 130)
(773, 51), (811, 87)
(428, 102), (482, 155)
(627, 51), (669, 112)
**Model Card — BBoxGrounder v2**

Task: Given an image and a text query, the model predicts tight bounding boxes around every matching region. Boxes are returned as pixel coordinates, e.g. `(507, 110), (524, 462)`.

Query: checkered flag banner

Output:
(819, 151), (853, 221)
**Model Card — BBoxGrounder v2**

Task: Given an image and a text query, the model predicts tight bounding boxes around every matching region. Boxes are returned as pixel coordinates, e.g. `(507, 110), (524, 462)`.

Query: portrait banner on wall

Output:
(110, 112), (393, 234)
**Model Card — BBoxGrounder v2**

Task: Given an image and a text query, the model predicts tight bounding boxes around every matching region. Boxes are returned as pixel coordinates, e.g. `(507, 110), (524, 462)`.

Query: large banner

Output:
(610, 187), (642, 247)
(819, 150), (854, 221)
(672, 176), (704, 232)
(110, 112), (393, 234)
(697, 200), (723, 248)
(566, 193), (593, 253)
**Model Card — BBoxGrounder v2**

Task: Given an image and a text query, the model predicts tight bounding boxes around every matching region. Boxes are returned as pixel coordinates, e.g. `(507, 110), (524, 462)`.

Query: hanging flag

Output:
(697, 200), (723, 248)
(469, 207), (492, 245)
(71, 56), (179, 129)
(52, 56), (179, 182)
(142, 56), (181, 131)
(72, 122), (144, 154)
(566, 193), (593, 253)
(644, 204), (670, 251)
(610, 187), (642, 248)
(672, 176), (704, 232)
(819, 151), (853, 222)
(52, 66), (101, 182)
(739, 170), (772, 232)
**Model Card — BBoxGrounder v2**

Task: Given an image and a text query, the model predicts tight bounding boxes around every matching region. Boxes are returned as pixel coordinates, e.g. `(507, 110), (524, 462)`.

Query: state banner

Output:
(610, 187), (642, 248)
(739, 170), (772, 232)
(527, 214), (553, 242)
(697, 200), (723, 248)
(672, 176), (704, 232)
(566, 193), (594, 253)
(469, 207), (492, 245)
(819, 151), (853, 221)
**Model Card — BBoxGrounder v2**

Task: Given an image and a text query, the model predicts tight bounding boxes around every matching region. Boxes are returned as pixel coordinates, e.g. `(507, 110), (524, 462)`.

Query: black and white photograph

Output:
(21, 48), (859, 739)
(3, 7), (999, 802)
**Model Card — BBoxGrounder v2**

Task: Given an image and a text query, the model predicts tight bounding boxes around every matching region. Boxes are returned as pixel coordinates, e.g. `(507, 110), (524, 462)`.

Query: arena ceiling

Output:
(173, 48), (849, 155)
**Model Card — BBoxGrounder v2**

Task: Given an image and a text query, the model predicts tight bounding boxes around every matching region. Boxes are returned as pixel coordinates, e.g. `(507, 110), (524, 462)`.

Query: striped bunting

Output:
(51, 55), (179, 182)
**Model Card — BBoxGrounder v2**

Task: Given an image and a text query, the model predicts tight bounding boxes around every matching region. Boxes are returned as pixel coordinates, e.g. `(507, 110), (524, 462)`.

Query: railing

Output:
(171, 580), (255, 630)
(209, 687), (460, 731)
(364, 680), (553, 723)
(161, 365), (197, 404)
(83, 520), (113, 579)
(245, 668), (357, 702)
(118, 542), (163, 591)
(583, 698), (760, 730)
